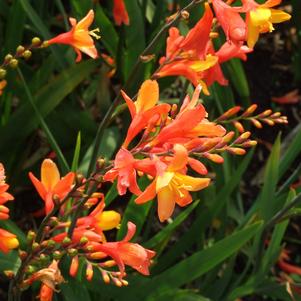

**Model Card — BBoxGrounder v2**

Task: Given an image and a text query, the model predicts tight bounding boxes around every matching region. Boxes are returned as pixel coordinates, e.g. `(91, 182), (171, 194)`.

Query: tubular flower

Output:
(46, 10), (99, 62)
(156, 4), (218, 91)
(29, 159), (75, 214)
(0, 80), (7, 96)
(91, 222), (156, 276)
(0, 163), (14, 220)
(0, 228), (19, 253)
(121, 80), (170, 148)
(241, 0), (291, 48)
(136, 144), (210, 222)
(39, 284), (54, 301)
(211, 0), (247, 43)
(113, 0), (130, 26)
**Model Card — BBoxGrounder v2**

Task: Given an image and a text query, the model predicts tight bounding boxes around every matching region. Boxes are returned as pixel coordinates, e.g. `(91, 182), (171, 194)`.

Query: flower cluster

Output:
(104, 80), (257, 222)
(155, 0), (290, 92)
(0, 163), (19, 253)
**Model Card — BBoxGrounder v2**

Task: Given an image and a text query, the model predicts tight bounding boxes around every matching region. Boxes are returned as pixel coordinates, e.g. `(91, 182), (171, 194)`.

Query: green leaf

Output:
(147, 290), (211, 301)
(0, 60), (99, 159)
(71, 132), (81, 172)
(0, 251), (21, 274)
(136, 222), (262, 299)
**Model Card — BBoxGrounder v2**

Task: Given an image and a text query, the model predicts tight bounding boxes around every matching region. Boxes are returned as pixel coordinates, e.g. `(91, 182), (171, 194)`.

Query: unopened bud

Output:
(258, 109), (272, 118)
(49, 217), (59, 227)
(101, 270), (110, 284)
(104, 260), (116, 268)
(250, 118), (262, 129)
(222, 131), (235, 143)
(68, 248), (78, 257)
(32, 242), (40, 252)
(9, 59), (18, 69)
(80, 236), (89, 245)
(261, 118), (275, 126)
(69, 255), (79, 277)
(233, 121), (245, 133)
(27, 230), (36, 243)
(26, 265), (36, 274)
(121, 280), (129, 286)
(113, 278), (123, 287)
(4, 54), (13, 63)
(86, 262), (93, 281)
(181, 10), (190, 19)
(16, 45), (25, 55)
(242, 104), (257, 117)
(53, 251), (63, 260)
(47, 240), (56, 248)
(76, 173), (84, 185)
(41, 41), (49, 48)
(137, 171), (144, 177)
(22, 50), (32, 60)
(227, 147), (246, 155)
(217, 106), (241, 121)
(62, 237), (72, 246)
(0, 68), (7, 79)
(271, 112), (281, 118)
(18, 250), (27, 261)
(241, 140), (257, 148)
(4, 270), (15, 279)
(203, 153), (224, 164)
(32, 37), (42, 47)
(97, 158), (106, 170)
(235, 131), (251, 144)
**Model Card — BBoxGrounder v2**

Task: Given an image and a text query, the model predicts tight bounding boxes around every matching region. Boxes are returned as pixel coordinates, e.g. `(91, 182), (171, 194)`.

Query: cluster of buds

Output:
(216, 104), (288, 133)
(154, 0), (290, 93)
(0, 37), (42, 96)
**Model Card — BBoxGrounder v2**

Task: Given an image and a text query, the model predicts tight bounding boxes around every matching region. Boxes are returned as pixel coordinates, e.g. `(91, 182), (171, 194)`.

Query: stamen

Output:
(89, 28), (101, 40)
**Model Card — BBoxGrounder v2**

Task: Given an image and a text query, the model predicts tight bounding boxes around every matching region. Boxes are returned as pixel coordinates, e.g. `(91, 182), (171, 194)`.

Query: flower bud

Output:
(69, 255), (79, 277)
(22, 50), (32, 60)
(67, 248), (78, 257)
(241, 140), (257, 148)
(32, 242), (40, 252)
(181, 10), (190, 19)
(27, 230), (36, 243)
(0, 68), (7, 79)
(18, 250), (28, 261)
(250, 118), (262, 129)
(86, 262), (93, 281)
(9, 59), (18, 69)
(62, 237), (72, 247)
(26, 265), (36, 274)
(140, 54), (155, 62)
(217, 106), (241, 121)
(222, 131), (235, 143)
(101, 270), (110, 284)
(227, 147), (246, 155)
(233, 121), (245, 133)
(203, 153), (224, 164)
(242, 104), (257, 117)
(53, 251), (63, 260)
(80, 236), (89, 246)
(4, 54), (13, 63)
(16, 45), (25, 55)
(257, 109), (272, 118)
(32, 37), (42, 46)
(261, 119), (275, 126)
(97, 158), (106, 170)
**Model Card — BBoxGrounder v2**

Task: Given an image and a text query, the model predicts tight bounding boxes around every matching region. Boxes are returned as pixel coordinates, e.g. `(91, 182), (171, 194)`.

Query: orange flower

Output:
(91, 222), (155, 276)
(121, 80), (170, 148)
(0, 228), (19, 253)
(39, 284), (53, 301)
(136, 144), (210, 222)
(0, 163), (14, 220)
(212, 0), (247, 43)
(156, 4), (218, 91)
(29, 159), (75, 214)
(113, 0), (130, 26)
(47, 10), (99, 62)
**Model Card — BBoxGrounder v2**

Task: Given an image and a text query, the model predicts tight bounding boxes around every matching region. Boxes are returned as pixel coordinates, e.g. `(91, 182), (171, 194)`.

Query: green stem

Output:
(87, 0), (204, 176)
(17, 68), (70, 174)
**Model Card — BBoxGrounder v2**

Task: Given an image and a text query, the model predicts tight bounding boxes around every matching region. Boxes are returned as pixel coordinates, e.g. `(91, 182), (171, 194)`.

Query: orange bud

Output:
(101, 270), (110, 284)
(241, 140), (257, 147)
(86, 262), (93, 281)
(261, 119), (275, 126)
(222, 131), (235, 143)
(203, 153), (224, 164)
(209, 32), (219, 39)
(217, 106), (241, 121)
(257, 109), (272, 118)
(250, 118), (262, 128)
(242, 104), (257, 117)
(227, 147), (246, 155)
(69, 255), (79, 277)
(103, 260), (116, 268)
(233, 121), (245, 133)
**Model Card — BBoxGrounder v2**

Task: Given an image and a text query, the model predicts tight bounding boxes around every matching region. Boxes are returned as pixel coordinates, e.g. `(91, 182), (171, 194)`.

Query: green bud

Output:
(47, 240), (56, 248)
(9, 59), (18, 69)
(26, 265), (36, 274)
(27, 230), (36, 243)
(22, 50), (32, 60)
(53, 251), (63, 260)
(0, 68), (6, 79)
(32, 242), (40, 252)
(67, 248), (78, 257)
(62, 237), (72, 246)
(80, 236), (89, 245)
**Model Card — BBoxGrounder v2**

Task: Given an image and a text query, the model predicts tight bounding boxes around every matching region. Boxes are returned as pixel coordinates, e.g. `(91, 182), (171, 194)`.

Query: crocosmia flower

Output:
(29, 159), (75, 214)
(241, 0), (291, 48)
(113, 0), (130, 26)
(47, 10), (99, 62)
(0, 228), (19, 253)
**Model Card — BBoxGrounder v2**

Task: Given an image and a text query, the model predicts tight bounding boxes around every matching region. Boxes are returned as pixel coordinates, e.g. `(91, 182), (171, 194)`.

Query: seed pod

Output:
(9, 59), (19, 69)
(32, 37), (42, 47)
(0, 68), (7, 79)
(16, 45), (25, 55)
(23, 50), (32, 60)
